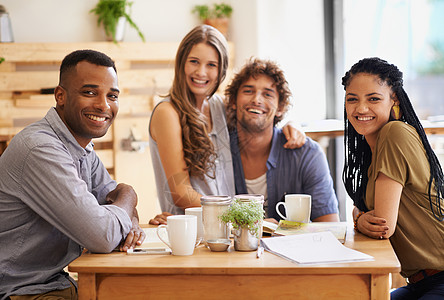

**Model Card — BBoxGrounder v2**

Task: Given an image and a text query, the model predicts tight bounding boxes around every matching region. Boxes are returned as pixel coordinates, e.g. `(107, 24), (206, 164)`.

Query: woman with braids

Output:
(149, 25), (304, 219)
(343, 57), (444, 298)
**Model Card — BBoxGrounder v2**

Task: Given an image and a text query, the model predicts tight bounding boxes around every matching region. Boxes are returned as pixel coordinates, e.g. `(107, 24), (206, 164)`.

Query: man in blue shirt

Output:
(225, 58), (339, 223)
(0, 50), (145, 299)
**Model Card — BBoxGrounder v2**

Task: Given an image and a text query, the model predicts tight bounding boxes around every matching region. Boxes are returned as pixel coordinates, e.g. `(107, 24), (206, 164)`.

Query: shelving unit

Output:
(0, 42), (180, 173)
(0, 42), (234, 221)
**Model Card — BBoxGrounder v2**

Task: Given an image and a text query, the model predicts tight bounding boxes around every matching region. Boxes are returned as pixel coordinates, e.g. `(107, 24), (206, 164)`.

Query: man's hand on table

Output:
(149, 212), (173, 225)
(120, 216), (146, 252)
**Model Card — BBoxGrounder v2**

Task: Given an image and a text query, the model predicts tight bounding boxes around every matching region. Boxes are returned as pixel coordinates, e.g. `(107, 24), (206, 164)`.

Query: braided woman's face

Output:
(345, 73), (397, 149)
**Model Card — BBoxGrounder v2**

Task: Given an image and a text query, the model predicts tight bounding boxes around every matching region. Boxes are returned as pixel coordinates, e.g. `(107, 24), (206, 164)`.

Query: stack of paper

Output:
(261, 231), (373, 265)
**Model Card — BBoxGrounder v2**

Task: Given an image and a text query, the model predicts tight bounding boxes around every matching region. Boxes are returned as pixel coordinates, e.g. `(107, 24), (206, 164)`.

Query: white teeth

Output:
(193, 79), (207, 84)
(247, 108), (263, 114)
(86, 115), (106, 122)
(357, 116), (374, 121)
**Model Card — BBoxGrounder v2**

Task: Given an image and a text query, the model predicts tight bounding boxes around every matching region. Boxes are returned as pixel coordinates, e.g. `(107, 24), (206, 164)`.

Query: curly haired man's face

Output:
(345, 73), (397, 147)
(235, 75), (282, 133)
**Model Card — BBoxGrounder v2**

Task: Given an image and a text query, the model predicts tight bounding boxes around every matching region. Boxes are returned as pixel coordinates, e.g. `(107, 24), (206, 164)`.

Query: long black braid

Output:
(342, 57), (444, 220)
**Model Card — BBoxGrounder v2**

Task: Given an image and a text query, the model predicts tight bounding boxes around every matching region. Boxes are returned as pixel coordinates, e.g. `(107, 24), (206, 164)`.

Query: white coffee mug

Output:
(157, 215), (198, 256)
(275, 194), (311, 223)
(185, 207), (203, 241)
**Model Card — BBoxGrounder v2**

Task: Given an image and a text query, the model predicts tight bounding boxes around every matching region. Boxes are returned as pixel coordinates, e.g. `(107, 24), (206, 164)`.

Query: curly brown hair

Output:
(225, 58), (292, 131)
(168, 25), (229, 179)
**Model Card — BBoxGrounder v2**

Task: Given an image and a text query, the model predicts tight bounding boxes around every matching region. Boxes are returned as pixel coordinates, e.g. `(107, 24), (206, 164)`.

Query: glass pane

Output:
(343, 0), (444, 165)
(343, 0), (444, 119)
(341, 0), (444, 218)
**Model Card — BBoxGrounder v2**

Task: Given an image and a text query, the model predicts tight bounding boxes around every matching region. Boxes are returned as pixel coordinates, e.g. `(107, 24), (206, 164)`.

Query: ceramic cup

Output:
(275, 194), (311, 223)
(185, 207), (204, 241)
(157, 215), (199, 255)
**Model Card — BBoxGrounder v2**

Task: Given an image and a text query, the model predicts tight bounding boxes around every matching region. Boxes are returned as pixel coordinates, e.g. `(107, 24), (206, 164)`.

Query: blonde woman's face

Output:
(345, 73), (396, 146)
(184, 43), (219, 103)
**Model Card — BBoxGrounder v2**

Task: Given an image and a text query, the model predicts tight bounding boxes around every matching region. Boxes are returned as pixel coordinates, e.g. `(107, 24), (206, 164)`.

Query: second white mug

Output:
(275, 194), (311, 223)
(185, 207), (203, 241)
(157, 215), (198, 256)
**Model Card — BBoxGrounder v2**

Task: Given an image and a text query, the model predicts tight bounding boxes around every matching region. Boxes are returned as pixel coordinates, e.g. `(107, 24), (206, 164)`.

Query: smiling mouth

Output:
(192, 78), (208, 85)
(247, 108), (265, 115)
(86, 114), (107, 122)
(356, 116), (374, 121)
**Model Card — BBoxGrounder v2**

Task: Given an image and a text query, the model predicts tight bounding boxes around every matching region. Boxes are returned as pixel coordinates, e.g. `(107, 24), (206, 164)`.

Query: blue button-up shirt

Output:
(0, 108), (132, 299)
(230, 127), (338, 221)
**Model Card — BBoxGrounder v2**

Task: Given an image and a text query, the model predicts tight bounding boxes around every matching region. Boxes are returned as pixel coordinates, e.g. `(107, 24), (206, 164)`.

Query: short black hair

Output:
(59, 49), (116, 84)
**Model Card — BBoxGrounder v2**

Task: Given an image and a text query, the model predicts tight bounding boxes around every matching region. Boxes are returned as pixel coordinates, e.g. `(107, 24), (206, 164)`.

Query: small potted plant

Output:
(219, 195), (264, 251)
(90, 0), (145, 43)
(192, 2), (233, 38)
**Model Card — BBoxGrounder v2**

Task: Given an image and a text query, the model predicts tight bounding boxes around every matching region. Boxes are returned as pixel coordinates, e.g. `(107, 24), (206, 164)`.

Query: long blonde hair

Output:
(168, 25), (229, 179)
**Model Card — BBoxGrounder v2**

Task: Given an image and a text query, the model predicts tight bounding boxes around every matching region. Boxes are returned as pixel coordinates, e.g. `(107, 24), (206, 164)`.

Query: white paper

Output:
(263, 220), (279, 232)
(139, 227), (171, 250)
(261, 231), (373, 264)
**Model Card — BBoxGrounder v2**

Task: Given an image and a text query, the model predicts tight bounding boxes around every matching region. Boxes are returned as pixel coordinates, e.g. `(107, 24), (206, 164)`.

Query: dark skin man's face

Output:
(55, 61), (119, 148)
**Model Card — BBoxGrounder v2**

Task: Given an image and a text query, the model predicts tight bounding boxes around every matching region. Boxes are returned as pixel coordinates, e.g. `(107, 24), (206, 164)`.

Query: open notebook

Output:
(273, 221), (347, 243)
(263, 220), (279, 235)
(140, 228), (170, 248)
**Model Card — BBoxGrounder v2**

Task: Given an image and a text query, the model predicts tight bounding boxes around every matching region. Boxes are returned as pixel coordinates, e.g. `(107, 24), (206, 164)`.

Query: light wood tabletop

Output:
(69, 225), (400, 300)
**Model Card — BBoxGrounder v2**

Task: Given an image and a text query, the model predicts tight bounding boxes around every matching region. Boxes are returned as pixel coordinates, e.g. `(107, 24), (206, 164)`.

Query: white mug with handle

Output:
(275, 194), (311, 223)
(157, 215), (200, 255)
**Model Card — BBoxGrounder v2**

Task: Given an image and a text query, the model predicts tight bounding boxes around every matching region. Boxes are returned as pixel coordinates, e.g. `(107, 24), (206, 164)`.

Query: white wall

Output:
(2, 0), (198, 43)
(256, 0), (326, 124)
(2, 1), (326, 125)
(1, 0), (328, 218)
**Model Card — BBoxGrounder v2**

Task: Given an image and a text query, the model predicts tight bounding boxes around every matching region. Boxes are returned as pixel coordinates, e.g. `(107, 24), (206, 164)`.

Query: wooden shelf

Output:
(0, 42), (235, 222)
(0, 42), (234, 133)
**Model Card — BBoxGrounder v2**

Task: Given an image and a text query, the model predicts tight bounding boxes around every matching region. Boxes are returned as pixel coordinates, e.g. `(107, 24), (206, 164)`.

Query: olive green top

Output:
(365, 121), (444, 277)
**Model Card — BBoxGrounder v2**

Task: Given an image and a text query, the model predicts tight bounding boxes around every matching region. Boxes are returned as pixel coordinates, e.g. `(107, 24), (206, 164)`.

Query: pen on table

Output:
(256, 246), (264, 258)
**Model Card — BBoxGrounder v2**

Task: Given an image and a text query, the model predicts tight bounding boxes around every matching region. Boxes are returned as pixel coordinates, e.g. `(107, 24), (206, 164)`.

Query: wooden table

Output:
(69, 226), (400, 300)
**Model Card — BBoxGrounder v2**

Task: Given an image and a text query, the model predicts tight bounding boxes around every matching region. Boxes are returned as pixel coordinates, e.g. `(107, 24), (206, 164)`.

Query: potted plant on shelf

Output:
(90, 0), (145, 43)
(219, 195), (264, 251)
(192, 2), (233, 38)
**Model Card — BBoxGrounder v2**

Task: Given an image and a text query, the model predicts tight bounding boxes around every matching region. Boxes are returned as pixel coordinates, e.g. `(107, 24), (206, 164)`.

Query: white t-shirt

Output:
(245, 173), (268, 217)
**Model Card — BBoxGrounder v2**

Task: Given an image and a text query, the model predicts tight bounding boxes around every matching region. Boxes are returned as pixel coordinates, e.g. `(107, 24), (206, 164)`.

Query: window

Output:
(338, 0), (444, 219)
(343, 0), (444, 120)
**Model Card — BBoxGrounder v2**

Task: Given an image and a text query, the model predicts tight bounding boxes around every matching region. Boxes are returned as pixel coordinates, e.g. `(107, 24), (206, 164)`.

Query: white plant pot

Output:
(106, 17), (126, 42)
